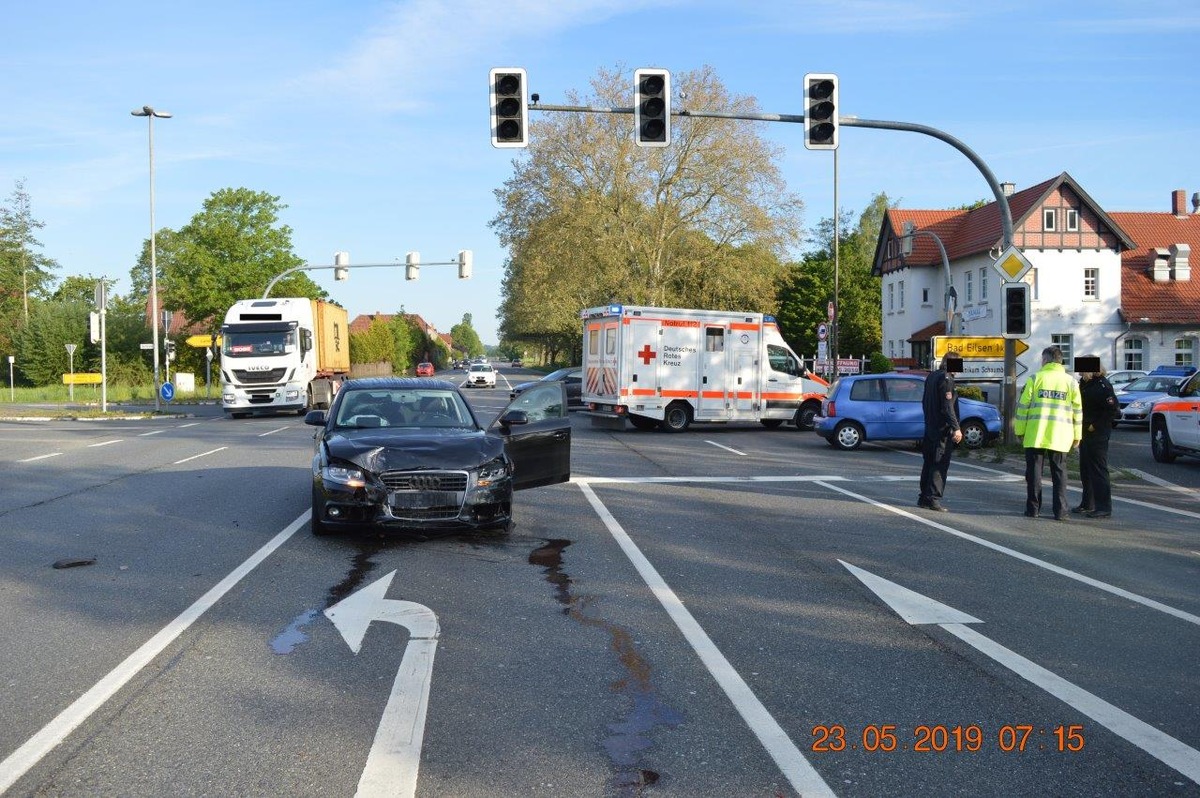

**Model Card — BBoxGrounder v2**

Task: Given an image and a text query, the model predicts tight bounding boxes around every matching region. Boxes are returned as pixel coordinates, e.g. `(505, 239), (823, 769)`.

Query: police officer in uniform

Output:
(1014, 346), (1083, 520)
(1074, 357), (1118, 518)
(918, 351), (962, 512)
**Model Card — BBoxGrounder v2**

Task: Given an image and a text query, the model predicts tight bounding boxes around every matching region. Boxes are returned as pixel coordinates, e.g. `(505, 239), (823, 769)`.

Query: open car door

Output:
(492, 381), (571, 490)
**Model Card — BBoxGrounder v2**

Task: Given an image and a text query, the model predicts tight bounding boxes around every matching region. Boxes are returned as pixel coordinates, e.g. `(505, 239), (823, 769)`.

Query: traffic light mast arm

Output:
(262, 258), (472, 298)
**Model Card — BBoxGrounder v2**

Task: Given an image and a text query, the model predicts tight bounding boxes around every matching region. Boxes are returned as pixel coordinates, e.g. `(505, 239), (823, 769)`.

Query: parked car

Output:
(813, 372), (1002, 451)
(1113, 366), (1196, 426)
(466, 362), (497, 388)
(304, 377), (571, 535)
(415, 361), (435, 377)
(510, 367), (584, 408)
(1106, 369), (1148, 388)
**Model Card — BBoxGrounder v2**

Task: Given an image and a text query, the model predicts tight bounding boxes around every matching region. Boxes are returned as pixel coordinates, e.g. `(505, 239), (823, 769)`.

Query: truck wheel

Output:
(795, 401), (820, 431)
(1151, 419), (1178, 463)
(760, 419), (784, 429)
(661, 403), (692, 433)
(299, 386), (314, 416)
(629, 414), (658, 431)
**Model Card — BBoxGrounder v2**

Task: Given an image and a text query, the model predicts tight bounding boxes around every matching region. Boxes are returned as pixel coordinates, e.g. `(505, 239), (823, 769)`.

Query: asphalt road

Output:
(1, 368), (1197, 797)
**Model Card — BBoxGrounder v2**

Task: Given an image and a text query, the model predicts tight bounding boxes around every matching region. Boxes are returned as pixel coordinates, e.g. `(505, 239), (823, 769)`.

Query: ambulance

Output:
(581, 304), (828, 432)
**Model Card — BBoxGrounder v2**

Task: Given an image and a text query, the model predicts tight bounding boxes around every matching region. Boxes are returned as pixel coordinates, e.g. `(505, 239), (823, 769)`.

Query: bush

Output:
(865, 352), (893, 374)
(956, 384), (985, 401)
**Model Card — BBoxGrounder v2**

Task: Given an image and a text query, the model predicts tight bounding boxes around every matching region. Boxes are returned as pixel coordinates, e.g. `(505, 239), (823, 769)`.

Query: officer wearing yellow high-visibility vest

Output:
(1014, 346), (1083, 520)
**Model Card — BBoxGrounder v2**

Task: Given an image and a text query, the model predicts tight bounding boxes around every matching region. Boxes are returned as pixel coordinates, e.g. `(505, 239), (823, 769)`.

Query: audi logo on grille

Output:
(409, 475), (441, 491)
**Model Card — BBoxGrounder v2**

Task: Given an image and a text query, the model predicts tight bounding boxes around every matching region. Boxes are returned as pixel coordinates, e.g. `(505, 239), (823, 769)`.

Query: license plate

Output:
(390, 491), (459, 509)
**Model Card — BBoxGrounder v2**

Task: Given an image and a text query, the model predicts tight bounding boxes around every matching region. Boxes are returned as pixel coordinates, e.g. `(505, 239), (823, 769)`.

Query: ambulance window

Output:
(605, 326), (617, 355)
(589, 328), (599, 356)
(767, 344), (799, 376)
(705, 327), (724, 352)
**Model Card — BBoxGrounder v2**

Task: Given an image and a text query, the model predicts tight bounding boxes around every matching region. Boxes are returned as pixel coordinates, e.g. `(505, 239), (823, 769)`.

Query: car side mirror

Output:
(304, 410), (328, 426)
(1166, 385), (1180, 397)
(498, 409), (529, 429)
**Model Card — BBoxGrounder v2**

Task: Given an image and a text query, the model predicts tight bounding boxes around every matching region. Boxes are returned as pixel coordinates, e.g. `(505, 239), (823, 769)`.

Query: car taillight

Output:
(826, 401), (836, 417)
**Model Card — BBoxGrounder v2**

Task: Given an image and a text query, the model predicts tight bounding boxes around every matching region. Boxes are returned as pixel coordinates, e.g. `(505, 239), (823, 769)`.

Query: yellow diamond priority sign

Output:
(992, 245), (1033, 283)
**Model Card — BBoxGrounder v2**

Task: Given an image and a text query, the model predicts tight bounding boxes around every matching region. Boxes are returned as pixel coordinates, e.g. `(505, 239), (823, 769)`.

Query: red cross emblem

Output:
(637, 344), (657, 365)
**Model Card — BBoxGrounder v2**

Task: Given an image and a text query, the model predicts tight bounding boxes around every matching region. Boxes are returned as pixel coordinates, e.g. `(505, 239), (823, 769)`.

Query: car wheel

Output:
(960, 419), (987, 450)
(760, 419), (784, 429)
(661, 403), (692, 432)
(311, 486), (334, 536)
(832, 421), (864, 451)
(795, 402), (819, 431)
(629, 414), (658, 431)
(1151, 419), (1178, 463)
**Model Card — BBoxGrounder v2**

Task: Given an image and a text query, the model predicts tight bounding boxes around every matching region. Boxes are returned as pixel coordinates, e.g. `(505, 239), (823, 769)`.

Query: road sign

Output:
(817, 322), (829, 341)
(159, 382), (175, 403)
(62, 373), (103, 385)
(836, 358), (862, 375)
(992, 245), (1033, 283)
(948, 359), (1028, 381)
(186, 334), (220, 347)
(933, 335), (1029, 360)
(817, 340), (828, 360)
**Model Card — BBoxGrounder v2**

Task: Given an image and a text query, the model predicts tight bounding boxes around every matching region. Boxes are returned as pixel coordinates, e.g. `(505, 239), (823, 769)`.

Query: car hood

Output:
(324, 427), (504, 473)
(1119, 391), (1170, 404)
(959, 397), (1000, 418)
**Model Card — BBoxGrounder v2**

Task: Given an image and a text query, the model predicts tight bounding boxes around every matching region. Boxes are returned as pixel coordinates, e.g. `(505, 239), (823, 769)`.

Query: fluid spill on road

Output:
(529, 540), (683, 796)
(270, 608), (322, 654)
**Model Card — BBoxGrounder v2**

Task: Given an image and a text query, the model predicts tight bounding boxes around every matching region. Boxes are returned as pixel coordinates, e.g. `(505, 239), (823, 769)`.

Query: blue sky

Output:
(3, 1), (1198, 344)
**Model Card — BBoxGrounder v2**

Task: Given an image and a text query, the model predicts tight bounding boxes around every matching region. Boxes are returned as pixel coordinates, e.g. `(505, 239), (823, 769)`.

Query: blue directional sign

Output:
(159, 381), (175, 403)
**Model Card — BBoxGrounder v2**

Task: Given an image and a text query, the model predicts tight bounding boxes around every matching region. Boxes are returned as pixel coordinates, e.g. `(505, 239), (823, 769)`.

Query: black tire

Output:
(760, 419), (784, 429)
(960, 419), (987, 450)
(795, 402), (820, 431)
(831, 421), (864, 451)
(661, 403), (692, 433)
(311, 486), (334, 536)
(629, 414), (658, 431)
(1151, 419), (1178, 463)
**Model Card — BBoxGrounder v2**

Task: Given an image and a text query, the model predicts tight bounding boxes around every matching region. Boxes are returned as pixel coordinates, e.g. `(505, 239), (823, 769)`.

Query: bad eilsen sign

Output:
(933, 336), (1029, 360)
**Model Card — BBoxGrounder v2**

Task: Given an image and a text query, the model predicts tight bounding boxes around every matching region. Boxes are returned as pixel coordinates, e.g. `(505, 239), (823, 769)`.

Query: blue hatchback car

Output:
(814, 372), (1002, 451)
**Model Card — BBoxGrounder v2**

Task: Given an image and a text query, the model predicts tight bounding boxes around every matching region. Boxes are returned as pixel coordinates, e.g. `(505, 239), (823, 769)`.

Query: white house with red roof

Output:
(872, 173), (1199, 381)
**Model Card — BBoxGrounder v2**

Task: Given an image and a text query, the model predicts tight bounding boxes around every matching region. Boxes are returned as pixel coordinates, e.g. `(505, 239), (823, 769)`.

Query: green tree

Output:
(449, 313), (484, 359)
(0, 179), (59, 352)
(156, 188), (323, 333)
(14, 300), (89, 385)
(350, 317), (395, 364)
(493, 65), (803, 350)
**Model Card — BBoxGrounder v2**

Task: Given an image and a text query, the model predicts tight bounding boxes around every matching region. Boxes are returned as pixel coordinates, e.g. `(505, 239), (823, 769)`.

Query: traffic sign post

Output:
(159, 381), (175, 404)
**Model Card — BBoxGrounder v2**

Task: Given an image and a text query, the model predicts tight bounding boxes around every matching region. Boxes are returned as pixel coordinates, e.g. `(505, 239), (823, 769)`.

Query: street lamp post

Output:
(902, 225), (954, 337)
(131, 105), (172, 411)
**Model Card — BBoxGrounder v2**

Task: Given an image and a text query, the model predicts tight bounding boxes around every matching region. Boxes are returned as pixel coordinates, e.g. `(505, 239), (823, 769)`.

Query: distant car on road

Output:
(813, 372), (1001, 451)
(510, 358), (523, 368)
(1114, 366), (1196, 426)
(466, 362), (497, 388)
(510, 367), (583, 408)
(415, 361), (435, 377)
(1106, 369), (1148, 388)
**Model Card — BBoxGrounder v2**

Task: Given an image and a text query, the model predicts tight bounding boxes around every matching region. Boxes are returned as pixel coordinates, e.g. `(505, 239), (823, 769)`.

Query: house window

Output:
(898, 281), (905, 309)
(1123, 338), (1145, 371)
(888, 339), (895, 357)
(979, 268), (988, 301)
(1024, 268), (1039, 301)
(1176, 338), (1196, 368)
(888, 282), (894, 312)
(1066, 209), (1079, 231)
(1051, 334), (1072, 365)
(1043, 209), (1057, 231)
(922, 288), (930, 304)
(965, 271), (974, 303)
(1083, 267), (1098, 299)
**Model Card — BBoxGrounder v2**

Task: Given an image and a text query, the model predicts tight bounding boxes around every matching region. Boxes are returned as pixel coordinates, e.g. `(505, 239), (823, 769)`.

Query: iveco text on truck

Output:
(220, 298), (350, 418)
(581, 304), (828, 432)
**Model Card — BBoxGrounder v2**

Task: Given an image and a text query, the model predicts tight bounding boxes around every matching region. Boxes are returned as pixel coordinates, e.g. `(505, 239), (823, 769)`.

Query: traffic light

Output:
(458, 250), (473, 279)
(405, 251), (420, 281)
(1001, 282), (1031, 339)
(333, 251), (349, 282)
(489, 68), (528, 148)
(804, 73), (839, 150)
(634, 68), (670, 147)
(165, 339), (176, 361)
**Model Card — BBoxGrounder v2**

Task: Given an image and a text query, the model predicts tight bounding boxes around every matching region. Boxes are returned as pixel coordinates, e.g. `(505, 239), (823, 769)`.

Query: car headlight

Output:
(322, 464), (367, 488)
(476, 457), (511, 488)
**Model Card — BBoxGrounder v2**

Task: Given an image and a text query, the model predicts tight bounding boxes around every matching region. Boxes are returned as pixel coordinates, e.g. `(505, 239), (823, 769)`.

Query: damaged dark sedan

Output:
(304, 377), (571, 536)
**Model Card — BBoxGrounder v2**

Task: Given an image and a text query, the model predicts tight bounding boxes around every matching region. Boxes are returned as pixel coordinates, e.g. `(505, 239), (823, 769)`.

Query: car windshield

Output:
(334, 388), (475, 429)
(469, 364), (492, 373)
(542, 368), (574, 381)
(1125, 377), (1178, 392)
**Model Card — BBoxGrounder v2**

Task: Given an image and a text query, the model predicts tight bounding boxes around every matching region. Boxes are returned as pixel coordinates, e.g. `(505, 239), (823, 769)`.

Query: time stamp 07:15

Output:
(810, 724), (1086, 753)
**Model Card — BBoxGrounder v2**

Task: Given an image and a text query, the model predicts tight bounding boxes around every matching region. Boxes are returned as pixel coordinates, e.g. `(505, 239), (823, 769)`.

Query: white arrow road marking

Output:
(325, 571), (439, 798)
(841, 560), (1200, 785)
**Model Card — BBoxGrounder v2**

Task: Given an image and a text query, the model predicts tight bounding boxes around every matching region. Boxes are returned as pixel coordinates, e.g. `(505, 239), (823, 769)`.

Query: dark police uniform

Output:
(1077, 373), (1118, 516)
(919, 365), (960, 509)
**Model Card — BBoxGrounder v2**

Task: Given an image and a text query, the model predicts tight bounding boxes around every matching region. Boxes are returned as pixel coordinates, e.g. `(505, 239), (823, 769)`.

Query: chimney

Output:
(1193, 192), (1200, 213)
(1169, 243), (1191, 282)
(1149, 248), (1171, 282)
(1001, 182), (1015, 197)
(1172, 189), (1188, 217)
